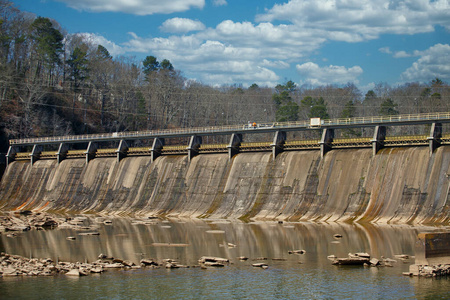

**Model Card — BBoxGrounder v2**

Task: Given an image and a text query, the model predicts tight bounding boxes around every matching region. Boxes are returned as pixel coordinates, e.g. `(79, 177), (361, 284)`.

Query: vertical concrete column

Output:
(6, 146), (17, 167)
(227, 133), (242, 160)
(371, 126), (386, 156)
(116, 140), (129, 162)
(427, 122), (442, 156)
(57, 143), (69, 164)
(320, 128), (334, 158)
(151, 138), (165, 162)
(187, 135), (202, 162)
(271, 131), (286, 160)
(30, 145), (43, 165)
(85, 141), (98, 164)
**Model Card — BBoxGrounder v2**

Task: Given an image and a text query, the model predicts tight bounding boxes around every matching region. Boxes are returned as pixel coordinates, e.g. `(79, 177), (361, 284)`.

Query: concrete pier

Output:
(415, 232), (450, 265)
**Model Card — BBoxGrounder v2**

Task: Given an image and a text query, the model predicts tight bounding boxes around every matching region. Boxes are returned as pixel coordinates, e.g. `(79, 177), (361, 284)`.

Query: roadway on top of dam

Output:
(10, 112), (450, 146)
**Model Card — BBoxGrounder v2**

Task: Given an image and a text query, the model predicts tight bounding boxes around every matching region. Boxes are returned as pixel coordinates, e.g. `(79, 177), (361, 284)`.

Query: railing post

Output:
(57, 143), (68, 164)
(372, 126), (386, 156)
(227, 133), (242, 161)
(187, 135), (202, 162)
(428, 122), (442, 156)
(320, 129), (334, 158)
(151, 138), (165, 162)
(85, 142), (98, 164)
(30, 144), (43, 165)
(271, 131), (286, 160)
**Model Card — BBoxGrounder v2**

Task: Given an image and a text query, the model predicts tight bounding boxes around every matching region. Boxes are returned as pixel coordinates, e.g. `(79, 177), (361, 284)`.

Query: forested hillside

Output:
(0, 0), (448, 152)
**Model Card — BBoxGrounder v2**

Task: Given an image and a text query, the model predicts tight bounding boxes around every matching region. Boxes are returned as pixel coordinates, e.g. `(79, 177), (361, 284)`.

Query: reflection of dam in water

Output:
(0, 145), (449, 224)
(3, 219), (447, 299)
(0, 218), (419, 264)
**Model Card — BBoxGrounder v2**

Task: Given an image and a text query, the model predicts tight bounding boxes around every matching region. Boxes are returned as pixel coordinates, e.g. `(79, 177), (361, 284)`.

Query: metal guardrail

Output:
(9, 112), (450, 146)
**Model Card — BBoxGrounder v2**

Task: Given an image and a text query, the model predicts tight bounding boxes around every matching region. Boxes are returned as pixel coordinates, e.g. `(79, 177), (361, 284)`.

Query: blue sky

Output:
(16, 0), (450, 91)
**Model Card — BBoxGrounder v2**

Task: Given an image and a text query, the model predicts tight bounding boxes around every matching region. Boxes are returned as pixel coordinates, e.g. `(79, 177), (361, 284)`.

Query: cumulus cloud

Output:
(55, 0), (205, 15)
(257, 0), (450, 42)
(379, 47), (428, 58)
(160, 18), (205, 33)
(71, 33), (126, 56)
(123, 20), (326, 86)
(401, 44), (450, 82)
(296, 62), (363, 86)
(73, 0), (449, 87)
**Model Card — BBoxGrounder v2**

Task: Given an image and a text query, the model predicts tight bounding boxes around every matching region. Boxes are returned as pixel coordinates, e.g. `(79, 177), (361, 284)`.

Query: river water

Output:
(1, 217), (449, 299)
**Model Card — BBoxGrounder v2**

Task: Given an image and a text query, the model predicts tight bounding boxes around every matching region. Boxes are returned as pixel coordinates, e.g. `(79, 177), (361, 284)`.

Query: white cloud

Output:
(160, 18), (205, 33)
(379, 47), (392, 54)
(401, 44), (450, 82)
(212, 0), (227, 6)
(296, 62), (363, 86)
(55, 0), (205, 15)
(122, 20), (326, 86)
(71, 33), (126, 56)
(257, 0), (450, 42)
(72, 0), (449, 87)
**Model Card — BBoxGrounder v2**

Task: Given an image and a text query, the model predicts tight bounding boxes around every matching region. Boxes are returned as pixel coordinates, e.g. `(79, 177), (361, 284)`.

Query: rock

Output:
(332, 257), (370, 265)
(65, 269), (81, 276)
(6, 226), (30, 231)
(237, 256), (248, 261)
(327, 255), (337, 260)
(252, 263), (268, 268)
(165, 263), (179, 269)
(140, 259), (158, 266)
(201, 262), (225, 267)
(352, 253), (370, 259)
(198, 256), (229, 264)
(103, 263), (123, 268)
(370, 258), (380, 266)
(2, 267), (19, 276)
(122, 260), (135, 267)
(90, 267), (103, 273)
(98, 253), (113, 260)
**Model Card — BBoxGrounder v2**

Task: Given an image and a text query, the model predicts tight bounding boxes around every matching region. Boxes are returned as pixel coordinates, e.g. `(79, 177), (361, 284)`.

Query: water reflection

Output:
(1, 218), (449, 299)
(0, 218), (424, 264)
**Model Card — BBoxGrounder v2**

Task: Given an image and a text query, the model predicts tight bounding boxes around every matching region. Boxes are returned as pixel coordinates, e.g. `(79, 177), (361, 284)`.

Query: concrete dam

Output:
(1, 113), (449, 225)
(0, 145), (449, 225)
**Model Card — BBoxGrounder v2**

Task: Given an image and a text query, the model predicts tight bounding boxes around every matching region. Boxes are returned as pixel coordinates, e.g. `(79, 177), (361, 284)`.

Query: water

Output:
(1, 218), (449, 299)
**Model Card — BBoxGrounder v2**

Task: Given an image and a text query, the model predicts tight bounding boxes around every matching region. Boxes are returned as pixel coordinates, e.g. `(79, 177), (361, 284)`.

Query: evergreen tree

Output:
(379, 98), (399, 116)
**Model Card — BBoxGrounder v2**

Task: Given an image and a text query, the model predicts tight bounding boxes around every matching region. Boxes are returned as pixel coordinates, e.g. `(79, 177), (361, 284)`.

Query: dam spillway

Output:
(0, 145), (449, 225)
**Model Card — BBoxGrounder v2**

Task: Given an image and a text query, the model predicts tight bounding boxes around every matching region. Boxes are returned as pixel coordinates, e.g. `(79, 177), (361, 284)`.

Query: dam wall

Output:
(0, 146), (449, 225)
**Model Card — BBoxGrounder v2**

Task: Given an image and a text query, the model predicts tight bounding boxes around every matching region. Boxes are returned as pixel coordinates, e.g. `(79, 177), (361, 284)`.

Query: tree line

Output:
(0, 0), (448, 150)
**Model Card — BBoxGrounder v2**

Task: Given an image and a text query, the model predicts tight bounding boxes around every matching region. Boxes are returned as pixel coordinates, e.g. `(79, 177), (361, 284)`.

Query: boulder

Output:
(65, 269), (81, 276)
(198, 256), (229, 264)
(370, 258), (380, 266)
(140, 259), (158, 266)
